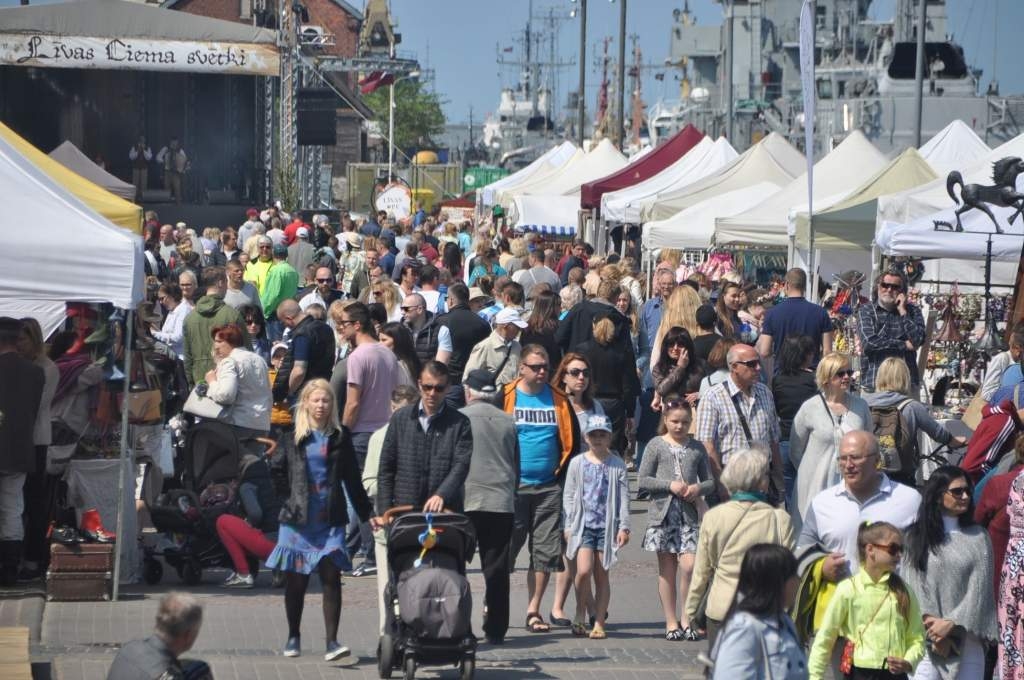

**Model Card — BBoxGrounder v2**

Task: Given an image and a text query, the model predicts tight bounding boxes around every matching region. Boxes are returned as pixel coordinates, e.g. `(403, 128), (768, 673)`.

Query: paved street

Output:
(5, 484), (709, 679)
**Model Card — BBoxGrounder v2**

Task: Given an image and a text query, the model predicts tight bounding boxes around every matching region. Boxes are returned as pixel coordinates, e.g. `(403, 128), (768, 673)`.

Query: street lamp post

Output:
(574, 0), (587, 145)
(387, 68), (420, 182)
(615, 0), (626, 149)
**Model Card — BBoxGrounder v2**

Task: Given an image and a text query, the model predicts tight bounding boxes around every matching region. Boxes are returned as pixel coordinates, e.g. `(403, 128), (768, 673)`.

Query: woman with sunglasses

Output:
(650, 326), (703, 413)
(863, 358), (968, 487)
(548, 352), (606, 629)
(239, 304), (271, 365)
(790, 352), (872, 527)
(903, 466), (997, 680)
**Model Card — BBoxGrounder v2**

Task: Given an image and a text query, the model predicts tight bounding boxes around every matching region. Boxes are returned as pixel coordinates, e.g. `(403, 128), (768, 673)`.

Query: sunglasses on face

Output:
(879, 282), (903, 291)
(567, 368), (590, 378)
(524, 363), (549, 373)
(669, 340), (687, 347)
(834, 370), (854, 378)
(316, 278), (332, 284)
(945, 486), (970, 498)
(420, 382), (448, 393)
(401, 305), (422, 312)
(732, 359), (760, 369)
(870, 542), (904, 556)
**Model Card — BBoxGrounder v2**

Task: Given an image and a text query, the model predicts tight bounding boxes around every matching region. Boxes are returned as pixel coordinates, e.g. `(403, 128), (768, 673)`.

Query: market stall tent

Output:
(480, 141), (576, 206)
(791, 147), (938, 250)
(580, 124), (703, 209)
(640, 132), (805, 222)
(715, 131), (888, 246)
(876, 130), (1024, 231)
(49, 140), (136, 201)
(642, 182), (782, 251)
(512, 194), (582, 237)
(493, 147), (584, 207)
(601, 137), (738, 224)
(507, 138), (627, 200)
(918, 119), (990, 176)
(0, 122), (142, 232)
(877, 200), (1024, 261)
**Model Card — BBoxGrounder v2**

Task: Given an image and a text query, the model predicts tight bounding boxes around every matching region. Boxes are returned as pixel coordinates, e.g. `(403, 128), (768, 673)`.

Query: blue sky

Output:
(1, 0), (1020, 124)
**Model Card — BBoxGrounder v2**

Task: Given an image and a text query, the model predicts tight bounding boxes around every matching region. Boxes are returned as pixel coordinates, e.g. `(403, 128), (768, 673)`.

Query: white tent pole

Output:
(112, 309), (134, 602)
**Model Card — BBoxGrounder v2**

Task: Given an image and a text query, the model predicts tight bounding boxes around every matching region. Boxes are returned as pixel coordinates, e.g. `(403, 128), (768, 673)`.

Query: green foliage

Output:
(273, 158), (299, 213)
(363, 78), (446, 154)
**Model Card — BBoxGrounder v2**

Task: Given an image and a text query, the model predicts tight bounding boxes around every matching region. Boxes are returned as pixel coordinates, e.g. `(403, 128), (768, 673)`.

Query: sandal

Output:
(571, 621), (589, 637)
(549, 612), (572, 627)
(588, 626), (607, 640)
(665, 628), (686, 641)
(525, 612), (550, 633)
(682, 627), (703, 642)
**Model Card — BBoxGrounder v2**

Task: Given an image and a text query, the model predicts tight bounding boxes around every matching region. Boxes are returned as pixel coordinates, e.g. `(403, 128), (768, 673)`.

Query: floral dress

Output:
(642, 443), (699, 555)
(999, 469), (1024, 679)
(265, 431), (351, 574)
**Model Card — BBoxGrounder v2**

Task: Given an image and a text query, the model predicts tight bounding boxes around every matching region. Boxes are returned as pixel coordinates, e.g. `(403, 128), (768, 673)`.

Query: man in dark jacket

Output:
(272, 299), (336, 402)
(0, 317), (44, 585)
(106, 592), (209, 680)
(375, 361), (473, 515)
(437, 282), (491, 408)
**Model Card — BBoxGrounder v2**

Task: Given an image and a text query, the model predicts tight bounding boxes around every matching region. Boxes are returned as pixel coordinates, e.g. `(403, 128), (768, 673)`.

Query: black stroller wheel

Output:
(377, 634), (394, 679)
(459, 657), (475, 680)
(402, 655), (416, 680)
(143, 559), (163, 585)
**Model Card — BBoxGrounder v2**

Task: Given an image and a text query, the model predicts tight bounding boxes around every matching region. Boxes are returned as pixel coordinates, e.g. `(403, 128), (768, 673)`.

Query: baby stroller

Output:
(377, 506), (478, 680)
(142, 417), (275, 586)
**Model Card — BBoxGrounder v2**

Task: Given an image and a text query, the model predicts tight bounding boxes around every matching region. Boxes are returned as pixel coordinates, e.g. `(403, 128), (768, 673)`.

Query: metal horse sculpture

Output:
(936, 157), (1024, 232)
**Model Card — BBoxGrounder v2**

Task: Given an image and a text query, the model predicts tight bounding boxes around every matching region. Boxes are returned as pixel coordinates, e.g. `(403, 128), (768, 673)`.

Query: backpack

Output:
(871, 399), (916, 479)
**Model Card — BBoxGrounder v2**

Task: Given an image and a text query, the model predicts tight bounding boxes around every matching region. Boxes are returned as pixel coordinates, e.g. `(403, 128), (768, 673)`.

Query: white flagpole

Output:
(800, 0), (816, 299)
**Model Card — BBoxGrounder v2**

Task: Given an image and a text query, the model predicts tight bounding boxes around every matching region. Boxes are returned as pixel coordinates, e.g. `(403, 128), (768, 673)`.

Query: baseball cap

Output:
(696, 304), (718, 330)
(463, 368), (497, 394)
(271, 342), (289, 357)
(584, 414), (613, 434)
(272, 243), (288, 257)
(494, 307), (528, 329)
(246, 208), (259, 217)
(297, 226), (309, 238)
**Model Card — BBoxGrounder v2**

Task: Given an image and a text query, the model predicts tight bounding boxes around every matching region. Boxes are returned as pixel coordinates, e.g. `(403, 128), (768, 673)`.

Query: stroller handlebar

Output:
(381, 505), (417, 524)
(253, 437), (278, 457)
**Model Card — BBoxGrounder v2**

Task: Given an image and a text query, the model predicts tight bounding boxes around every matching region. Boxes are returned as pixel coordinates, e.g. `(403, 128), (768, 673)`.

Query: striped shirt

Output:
(696, 377), (780, 463)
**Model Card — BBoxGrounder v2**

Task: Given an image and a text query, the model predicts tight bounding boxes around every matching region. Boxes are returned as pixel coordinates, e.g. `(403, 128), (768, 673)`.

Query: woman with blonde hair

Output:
(863, 357), (966, 486)
(788, 352), (872, 526)
(366, 280), (401, 322)
(505, 237), (529, 275)
(652, 284), (702, 364)
(266, 379), (372, 661)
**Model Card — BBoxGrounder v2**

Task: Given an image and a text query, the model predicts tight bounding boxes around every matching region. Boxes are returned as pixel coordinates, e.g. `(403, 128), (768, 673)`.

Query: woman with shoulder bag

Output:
(686, 448), (795, 651)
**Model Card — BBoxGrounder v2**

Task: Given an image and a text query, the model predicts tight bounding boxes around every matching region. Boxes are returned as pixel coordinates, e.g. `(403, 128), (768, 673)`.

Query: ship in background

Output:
(658, 0), (1024, 156)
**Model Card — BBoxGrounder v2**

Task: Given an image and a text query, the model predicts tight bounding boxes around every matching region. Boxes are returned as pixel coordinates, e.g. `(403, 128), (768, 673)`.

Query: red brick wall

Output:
(172, 0), (360, 58)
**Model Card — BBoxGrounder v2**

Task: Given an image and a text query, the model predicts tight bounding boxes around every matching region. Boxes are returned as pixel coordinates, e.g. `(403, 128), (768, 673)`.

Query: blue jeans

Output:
(345, 431), (375, 565)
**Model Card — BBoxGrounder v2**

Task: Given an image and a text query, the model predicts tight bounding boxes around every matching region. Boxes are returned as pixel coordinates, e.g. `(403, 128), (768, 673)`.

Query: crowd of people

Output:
(9, 202), (1024, 680)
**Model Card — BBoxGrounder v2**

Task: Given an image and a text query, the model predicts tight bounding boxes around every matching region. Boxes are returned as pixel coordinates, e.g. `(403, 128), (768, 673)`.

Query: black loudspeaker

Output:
(297, 89), (337, 146)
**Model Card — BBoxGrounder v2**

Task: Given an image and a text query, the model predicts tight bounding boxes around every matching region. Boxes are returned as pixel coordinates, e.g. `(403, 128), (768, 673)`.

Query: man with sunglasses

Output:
(696, 344), (784, 501)
(798, 430), (921, 585)
(298, 266), (342, 312)
(501, 345), (580, 634)
(856, 269), (925, 394)
(375, 361), (473, 516)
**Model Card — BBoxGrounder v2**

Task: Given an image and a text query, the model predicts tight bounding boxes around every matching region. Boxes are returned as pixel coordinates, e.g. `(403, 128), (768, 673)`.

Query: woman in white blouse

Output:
(152, 282), (192, 359)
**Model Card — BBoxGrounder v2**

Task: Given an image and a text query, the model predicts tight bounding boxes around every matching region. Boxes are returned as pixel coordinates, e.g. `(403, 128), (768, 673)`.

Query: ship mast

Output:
(629, 35), (644, 147)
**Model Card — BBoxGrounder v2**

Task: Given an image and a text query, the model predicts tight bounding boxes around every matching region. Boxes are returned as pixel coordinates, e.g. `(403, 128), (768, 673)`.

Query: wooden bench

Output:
(0, 626), (33, 680)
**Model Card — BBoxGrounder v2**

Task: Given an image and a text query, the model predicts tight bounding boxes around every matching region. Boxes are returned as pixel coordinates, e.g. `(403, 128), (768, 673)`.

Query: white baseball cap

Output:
(494, 307), (528, 329)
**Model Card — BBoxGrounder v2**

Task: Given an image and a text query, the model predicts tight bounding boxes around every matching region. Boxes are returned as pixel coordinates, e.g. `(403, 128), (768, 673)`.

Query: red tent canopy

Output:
(579, 124), (703, 210)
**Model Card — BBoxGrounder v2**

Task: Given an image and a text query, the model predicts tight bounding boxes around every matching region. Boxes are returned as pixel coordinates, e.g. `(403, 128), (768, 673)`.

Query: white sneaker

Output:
(324, 641), (350, 662)
(221, 572), (254, 588)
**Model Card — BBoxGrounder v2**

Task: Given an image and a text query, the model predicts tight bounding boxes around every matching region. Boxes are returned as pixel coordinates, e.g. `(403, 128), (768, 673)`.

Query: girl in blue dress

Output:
(266, 379), (372, 662)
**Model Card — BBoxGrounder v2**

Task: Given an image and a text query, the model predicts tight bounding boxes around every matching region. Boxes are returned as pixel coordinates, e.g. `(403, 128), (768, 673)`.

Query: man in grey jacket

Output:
(460, 369), (520, 644)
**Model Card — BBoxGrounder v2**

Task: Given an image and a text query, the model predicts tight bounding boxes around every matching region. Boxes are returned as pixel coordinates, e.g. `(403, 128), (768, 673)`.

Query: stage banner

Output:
(0, 34), (279, 75)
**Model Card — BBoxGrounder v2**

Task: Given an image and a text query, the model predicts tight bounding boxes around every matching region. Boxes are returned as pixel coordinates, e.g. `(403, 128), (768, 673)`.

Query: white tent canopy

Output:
(49, 140), (136, 200)
(716, 130), (888, 246)
(512, 195), (580, 237)
(480, 141), (576, 206)
(494, 148), (584, 207)
(918, 119), (990, 176)
(877, 130), (1024, 231)
(602, 137), (738, 224)
(505, 138), (627, 201)
(640, 133), (805, 222)
(643, 182), (781, 251)
(877, 202), (1024, 261)
(0, 131), (144, 310)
